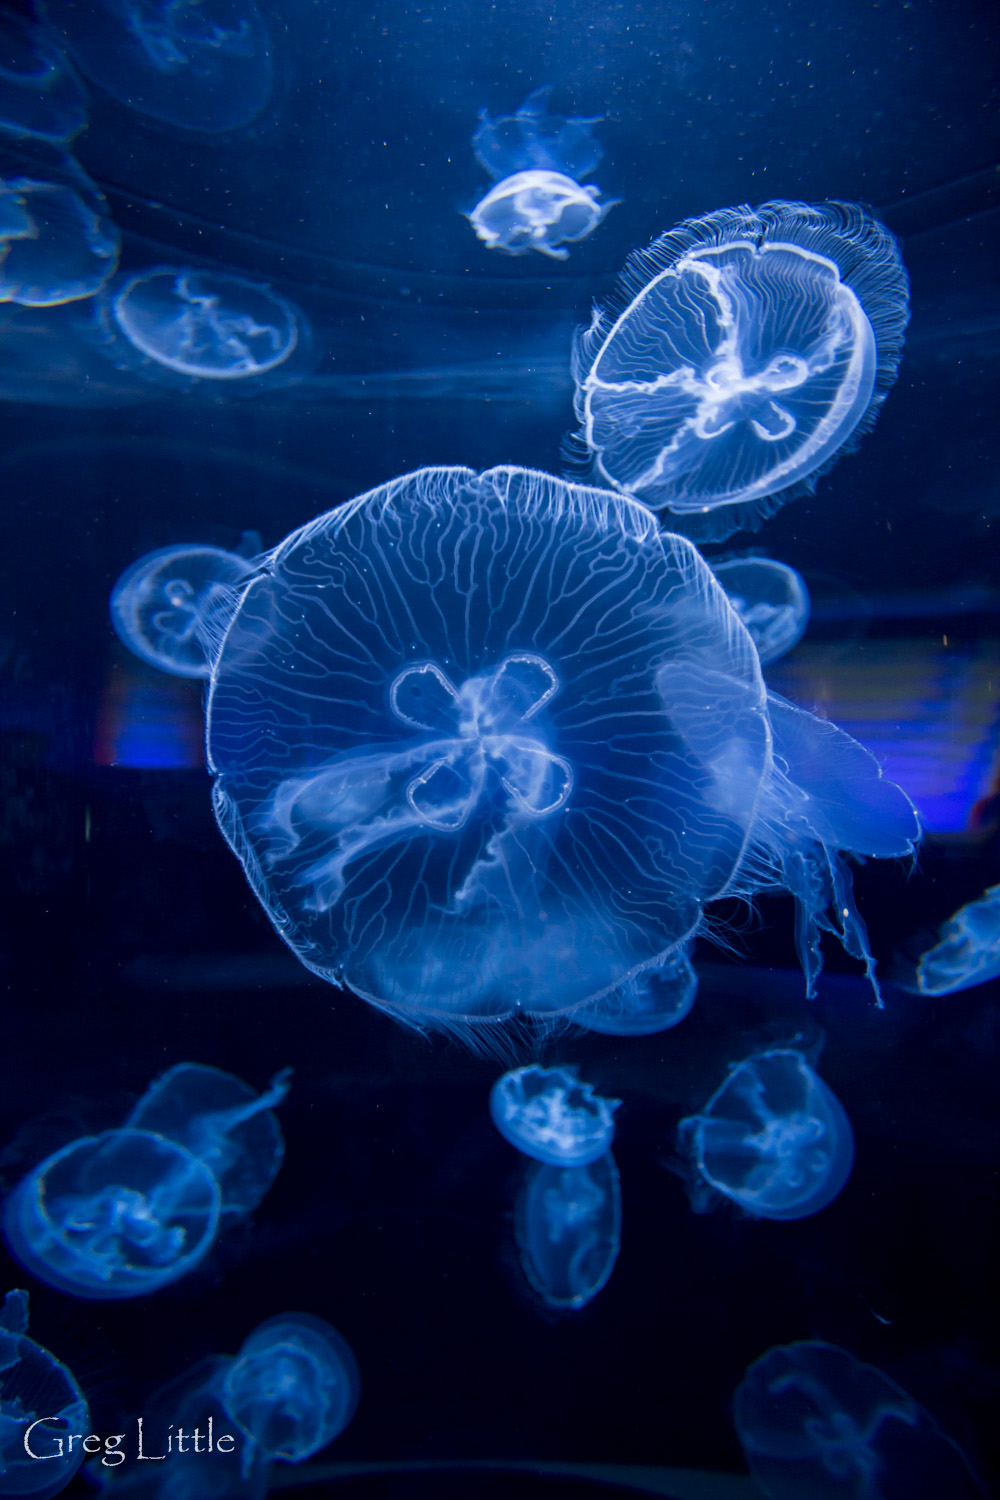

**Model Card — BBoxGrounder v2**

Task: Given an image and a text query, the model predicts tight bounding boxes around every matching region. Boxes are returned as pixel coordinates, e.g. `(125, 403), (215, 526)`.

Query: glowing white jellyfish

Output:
(0, 147), (119, 306)
(110, 542), (258, 678)
(467, 86), (616, 260)
(573, 200), (909, 538)
(712, 556), (810, 664)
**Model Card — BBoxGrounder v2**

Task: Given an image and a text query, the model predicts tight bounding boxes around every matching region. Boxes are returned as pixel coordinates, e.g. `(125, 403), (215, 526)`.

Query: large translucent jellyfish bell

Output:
(516, 1150), (621, 1310)
(906, 883), (1000, 996)
(712, 557), (810, 665)
(0, 12), (87, 144)
(43, 0), (273, 134)
(734, 1341), (988, 1500)
(97, 267), (308, 390)
(572, 200), (909, 539)
(677, 1048), (854, 1221)
(490, 1065), (620, 1166)
(110, 543), (258, 678)
(206, 465), (917, 1042)
(221, 1314), (360, 1475)
(0, 145), (120, 306)
(0, 1288), (91, 1500)
(2, 1064), (290, 1298)
(467, 87), (616, 260)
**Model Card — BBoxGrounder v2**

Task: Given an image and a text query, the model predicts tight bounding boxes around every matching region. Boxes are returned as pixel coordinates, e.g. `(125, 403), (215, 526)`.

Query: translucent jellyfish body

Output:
(98, 268), (307, 390)
(45, 0), (273, 134)
(206, 466), (918, 1038)
(712, 557), (810, 665)
(678, 1048), (854, 1221)
(910, 884), (1000, 996)
(490, 1066), (619, 1166)
(110, 544), (257, 678)
(0, 13), (87, 144)
(0, 147), (120, 306)
(3, 1064), (289, 1298)
(222, 1314), (360, 1472)
(573, 201), (909, 539)
(468, 87), (615, 260)
(734, 1341), (988, 1500)
(517, 1151), (621, 1310)
(0, 1288), (90, 1500)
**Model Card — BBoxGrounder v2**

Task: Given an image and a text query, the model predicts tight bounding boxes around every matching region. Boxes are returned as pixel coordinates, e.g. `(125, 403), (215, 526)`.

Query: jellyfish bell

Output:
(0, 1288), (91, 1500)
(0, 11), (87, 144)
(489, 1065), (620, 1166)
(205, 465), (917, 1043)
(0, 142), (120, 307)
(572, 200), (909, 540)
(677, 1048), (855, 1221)
(94, 266), (311, 393)
(43, 0), (273, 134)
(712, 556), (810, 664)
(516, 1150), (621, 1310)
(110, 543), (258, 678)
(467, 87), (617, 259)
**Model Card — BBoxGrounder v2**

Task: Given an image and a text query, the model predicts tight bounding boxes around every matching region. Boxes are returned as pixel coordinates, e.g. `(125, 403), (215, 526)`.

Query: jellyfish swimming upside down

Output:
(205, 466), (919, 1039)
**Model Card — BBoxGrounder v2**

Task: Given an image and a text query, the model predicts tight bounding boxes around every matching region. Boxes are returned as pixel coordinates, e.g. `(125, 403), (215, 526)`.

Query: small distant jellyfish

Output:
(96, 267), (308, 390)
(909, 884), (1000, 996)
(572, 200), (909, 539)
(734, 1341), (988, 1500)
(43, 0), (273, 134)
(0, 1288), (91, 1500)
(110, 543), (258, 678)
(0, 12), (87, 144)
(490, 1065), (620, 1166)
(516, 1151), (621, 1310)
(467, 86), (616, 260)
(677, 1048), (854, 1221)
(3, 1064), (289, 1299)
(712, 557), (810, 665)
(222, 1314), (360, 1474)
(205, 466), (918, 1040)
(0, 146), (120, 306)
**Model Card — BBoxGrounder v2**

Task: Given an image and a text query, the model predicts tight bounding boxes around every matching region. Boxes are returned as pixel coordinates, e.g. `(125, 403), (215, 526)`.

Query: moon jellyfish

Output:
(677, 1048), (854, 1221)
(516, 1150), (621, 1310)
(902, 884), (1000, 997)
(0, 13), (87, 144)
(467, 87), (615, 260)
(110, 543), (257, 678)
(712, 557), (810, 665)
(44, 0), (273, 134)
(3, 1064), (289, 1298)
(572, 941), (698, 1035)
(0, 147), (120, 306)
(490, 1065), (620, 1166)
(222, 1314), (360, 1473)
(572, 200), (909, 539)
(96, 268), (308, 390)
(205, 465), (918, 1040)
(0, 1288), (91, 1500)
(734, 1341), (988, 1499)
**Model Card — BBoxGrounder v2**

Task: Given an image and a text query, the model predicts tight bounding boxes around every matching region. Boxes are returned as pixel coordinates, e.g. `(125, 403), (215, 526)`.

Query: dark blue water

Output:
(1, 0), (998, 1495)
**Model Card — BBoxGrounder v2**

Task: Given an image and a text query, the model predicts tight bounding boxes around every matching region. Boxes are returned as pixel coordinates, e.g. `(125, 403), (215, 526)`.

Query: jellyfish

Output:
(222, 1314), (360, 1474)
(572, 941), (698, 1035)
(677, 1048), (854, 1221)
(489, 1066), (620, 1166)
(516, 1150), (621, 1310)
(572, 200), (909, 539)
(0, 1288), (91, 1499)
(908, 884), (1000, 996)
(43, 0), (272, 134)
(0, 12), (87, 144)
(0, 145), (120, 306)
(110, 544), (258, 679)
(95, 268), (308, 389)
(711, 557), (810, 665)
(734, 1341), (988, 1499)
(467, 86), (616, 260)
(204, 466), (918, 1041)
(3, 1064), (289, 1298)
